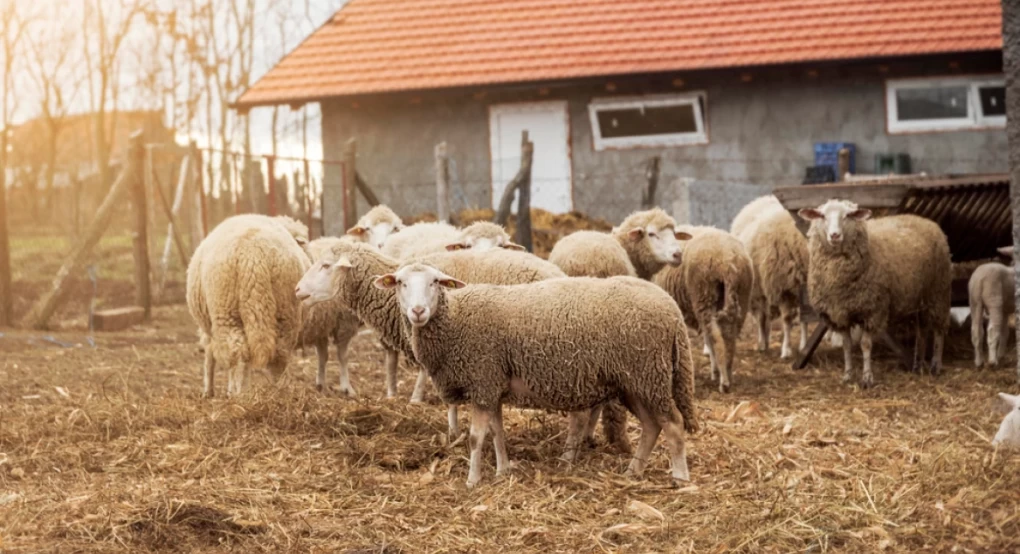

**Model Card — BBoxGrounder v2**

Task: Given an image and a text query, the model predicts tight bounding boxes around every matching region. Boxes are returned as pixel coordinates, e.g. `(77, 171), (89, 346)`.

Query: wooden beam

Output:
(515, 132), (534, 252)
(793, 321), (828, 370)
(641, 156), (661, 210)
(773, 183), (909, 211)
(342, 139), (358, 230)
(435, 141), (451, 223)
(130, 136), (152, 320)
(494, 131), (532, 227)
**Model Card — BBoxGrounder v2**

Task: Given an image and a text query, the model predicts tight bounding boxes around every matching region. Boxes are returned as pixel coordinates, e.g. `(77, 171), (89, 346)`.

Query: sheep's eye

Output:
(321, 262), (330, 270)
(648, 232), (657, 238)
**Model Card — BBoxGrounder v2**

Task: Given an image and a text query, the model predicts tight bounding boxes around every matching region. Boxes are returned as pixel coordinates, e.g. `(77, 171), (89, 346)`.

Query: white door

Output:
(490, 101), (572, 214)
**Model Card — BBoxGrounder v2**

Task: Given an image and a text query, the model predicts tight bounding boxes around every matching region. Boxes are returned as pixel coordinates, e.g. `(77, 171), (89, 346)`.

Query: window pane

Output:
(597, 103), (698, 139)
(979, 85), (1006, 117)
(895, 86), (968, 121)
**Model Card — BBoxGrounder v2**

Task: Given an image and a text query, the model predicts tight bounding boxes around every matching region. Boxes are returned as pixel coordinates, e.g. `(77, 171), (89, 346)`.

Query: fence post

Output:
(0, 127), (11, 326)
(23, 131), (146, 330)
(191, 142), (208, 240)
(641, 156), (661, 209)
(435, 141), (451, 223)
(837, 148), (850, 181)
(303, 158), (313, 239)
(266, 155), (277, 216)
(494, 131), (533, 226)
(343, 139), (358, 230)
(515, 132), (534, 252)
(131, 135), (152, 320)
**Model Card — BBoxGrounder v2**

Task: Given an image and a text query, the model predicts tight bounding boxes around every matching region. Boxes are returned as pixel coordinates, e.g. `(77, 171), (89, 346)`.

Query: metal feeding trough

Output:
(772, 173), (1011, 369)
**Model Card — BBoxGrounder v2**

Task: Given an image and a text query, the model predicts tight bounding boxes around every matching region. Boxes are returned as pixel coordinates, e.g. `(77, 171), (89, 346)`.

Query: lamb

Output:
(993, 393), (1020, 449)
(374, 263), (698, 487)
(731, 195), (810, 359)
(299, 237), (363, 396)
(798, 200), (951, 387)
(345, 204), (404, 248)
(969, 251), (1015, 368)
(653, 225), (753, 393)
(445, 221), (525, 252)
(548, 207), (683, 281)
(187, 214), (309, 397)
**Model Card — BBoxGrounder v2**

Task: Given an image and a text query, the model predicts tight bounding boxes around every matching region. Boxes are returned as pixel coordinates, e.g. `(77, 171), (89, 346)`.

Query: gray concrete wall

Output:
(321, 70), (1007, 232)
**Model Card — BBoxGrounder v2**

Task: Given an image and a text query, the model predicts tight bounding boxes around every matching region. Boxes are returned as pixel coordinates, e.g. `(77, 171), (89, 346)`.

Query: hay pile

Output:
(1, 305), (1020, 552)
(406, 207), (613, 258)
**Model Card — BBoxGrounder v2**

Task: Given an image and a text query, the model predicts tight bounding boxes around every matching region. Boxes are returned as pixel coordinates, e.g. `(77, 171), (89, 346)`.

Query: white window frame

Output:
(588, 92), (708, 151)
(886, 76), (1006, 134)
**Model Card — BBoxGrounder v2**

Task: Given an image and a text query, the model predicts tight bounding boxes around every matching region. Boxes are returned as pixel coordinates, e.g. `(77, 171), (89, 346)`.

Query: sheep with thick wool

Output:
(654, 225), (753, 393)
(969, 246), (1015, 368)
(731, 195), (810, 359)
(345, 204), (404, 248)
(382, 221), (461, 260)
(445, 221), (525, 252)
(187, 214), (309, 397)
(799, 200), (951, 387)
(374, 263), (698, 488)
(299, 237), (363, 396)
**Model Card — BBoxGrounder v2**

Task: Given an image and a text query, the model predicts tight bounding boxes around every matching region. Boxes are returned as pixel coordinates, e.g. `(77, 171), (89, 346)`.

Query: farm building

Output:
(237, 0), (1006, 233)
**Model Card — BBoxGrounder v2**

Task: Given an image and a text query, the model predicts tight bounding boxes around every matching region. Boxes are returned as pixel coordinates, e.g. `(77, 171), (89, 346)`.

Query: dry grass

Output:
(2, 305), (1020, 553)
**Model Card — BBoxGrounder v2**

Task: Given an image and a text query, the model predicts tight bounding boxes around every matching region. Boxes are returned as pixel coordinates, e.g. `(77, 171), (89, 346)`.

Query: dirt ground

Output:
(2, 305), (1020, 553)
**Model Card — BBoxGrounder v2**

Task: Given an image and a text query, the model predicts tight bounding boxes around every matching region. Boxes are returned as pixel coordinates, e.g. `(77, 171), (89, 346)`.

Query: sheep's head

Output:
(616, 208), (686, 267)
(274, 216), (309, 247)
(446, 222), (525, 252)
(295, 254), (344, 306)
(993, 392), (1020, 449)
(374, 263), (465, 327)
(798, 199), (871, 248)
(346, 205), (404, 249)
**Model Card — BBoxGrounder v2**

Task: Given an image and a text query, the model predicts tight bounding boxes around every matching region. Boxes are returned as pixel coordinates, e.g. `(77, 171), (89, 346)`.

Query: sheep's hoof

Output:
(841, 373), (853, 385)
(860, 376), (874, 389)
(583, 436), (598, 450)
(780, 350), (792, 360)
(929, 363), (943, 377)
(315, 383), (324, 393)
(339, 387), (358, 398)
(718, 382), (730, 394)
(559, 451), (577, 464)
(202, 390), (214, 399)
(465, 478), (480, 489)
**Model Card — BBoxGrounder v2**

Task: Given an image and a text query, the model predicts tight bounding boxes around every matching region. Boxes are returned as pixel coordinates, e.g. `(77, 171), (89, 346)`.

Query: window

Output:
(886, 76), (1006, 133)
(589, 93), (708, 150)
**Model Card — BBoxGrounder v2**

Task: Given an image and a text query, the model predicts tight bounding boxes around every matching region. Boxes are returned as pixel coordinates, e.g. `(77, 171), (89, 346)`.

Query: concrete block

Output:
(93, 306), (146, 332)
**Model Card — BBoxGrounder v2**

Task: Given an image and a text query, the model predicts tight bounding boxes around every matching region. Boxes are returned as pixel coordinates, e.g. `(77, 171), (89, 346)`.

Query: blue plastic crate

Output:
(814, 142), (856, 178)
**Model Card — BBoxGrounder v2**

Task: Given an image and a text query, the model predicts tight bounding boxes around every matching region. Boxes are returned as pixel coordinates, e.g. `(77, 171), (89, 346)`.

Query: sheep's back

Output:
(383, 222), (460, 260)
(548, 231), (636, 277)
(867, 215), (951, 324)
(745, 209), (808, 305)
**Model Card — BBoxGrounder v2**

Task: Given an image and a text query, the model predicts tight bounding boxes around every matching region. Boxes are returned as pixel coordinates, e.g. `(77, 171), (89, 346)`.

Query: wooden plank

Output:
(93, 306), (145, 332)
(773, 183), (909, 211)
(793, 321), (828, 370)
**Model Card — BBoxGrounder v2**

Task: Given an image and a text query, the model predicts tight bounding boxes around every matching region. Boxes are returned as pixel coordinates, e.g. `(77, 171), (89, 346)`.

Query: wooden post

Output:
(303, 158), (313, 238)
(837, 148), (851, 181)
(0, 127), (11, 326)
(1003, 0), (1020, 383)
(355, 173), (381, 207)
(131, 135), (152, 320)
(23, 131), (145, 330)
(156, 154), (191, 275)
(343, 139), (358, 230)
(435, 141), (451, 223)
(641, 156), (661, 209)
(266, 155), (277, 216)
(494, 131), (533, 226)
(515, 133), (534, 252)
(191, 142), (208, 241)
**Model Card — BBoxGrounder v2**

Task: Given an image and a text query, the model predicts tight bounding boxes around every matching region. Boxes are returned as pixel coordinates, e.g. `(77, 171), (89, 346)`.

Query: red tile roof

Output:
(237, 0), (1003, 107)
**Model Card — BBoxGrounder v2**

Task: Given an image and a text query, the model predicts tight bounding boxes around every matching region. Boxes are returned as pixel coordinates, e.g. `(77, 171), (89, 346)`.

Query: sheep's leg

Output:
(930, 331), (945, 377)
(829, 331), (844, 348)
(314, 339), (329, 393)
(914, 326), (929, 375)
(466, 406), (493, 488)
(860, 331), (874, 388)
(972, 311), (986, 368)
(383, 349), (399, 399)
(624, 403), (662, 478)
(658, 409), (690, 482)
(447, 405), (460, 438)
(702, 333), (719, 382)
(840, 331), (854, 384)
(335, 335), (356, 398)
(997, 314), (1011, 361)
(409, 367), (429, 404)
(721, 332), (737, 394)
(489, 408), (509, 476)
(989, 309), (1005, 368)
(600, 400), (633, 455)
(583, 404), (603, 447)
(755, 310), (769, 353)
(561, 411), (589, 463)
(799, 320), (808, 352)
(229, 362), (250, 397)
(779, 304), (796, 360)
(202, 348), (216, 399)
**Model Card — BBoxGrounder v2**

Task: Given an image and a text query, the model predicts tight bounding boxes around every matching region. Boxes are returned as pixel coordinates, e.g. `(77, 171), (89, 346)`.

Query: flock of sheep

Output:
(185, 195), (1020, 487)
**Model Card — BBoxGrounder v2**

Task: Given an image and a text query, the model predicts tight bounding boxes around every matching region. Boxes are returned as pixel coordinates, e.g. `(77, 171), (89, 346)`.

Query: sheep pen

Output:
(2, 302), (1019, 552)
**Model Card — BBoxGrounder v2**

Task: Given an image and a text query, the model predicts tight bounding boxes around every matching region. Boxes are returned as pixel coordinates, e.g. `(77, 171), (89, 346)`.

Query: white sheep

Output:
(993, 392), (1020, 449)
(373, 263), (698, 487)
(731, 195), (809, 359)
(382, 221), (461, 260)
(969, 248), (1015, 368)
(187, 214), (309, 397)
(798, 200), (951, 387)
(345, 204), (404, 248)
(445, 221), (525, 252)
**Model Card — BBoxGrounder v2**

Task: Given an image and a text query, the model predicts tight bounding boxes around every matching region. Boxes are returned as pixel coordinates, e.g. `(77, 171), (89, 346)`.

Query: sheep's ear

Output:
(997, 246), (1014, 259)
(438, 278), (466, 289)
(847, 209), (872, 221)
(346, 226), (367, 236)
(502, 242), (526, 251)
(798, 208), (823, 221)
(675, 231), (693, 241)
(998, 392), (1020, 410)
(294, 237), (308, 246)
(373, 274), (398, 289)
(445, 243), (468, 251)
(627, 228), (645, 241)
(332, 256), (353, 270)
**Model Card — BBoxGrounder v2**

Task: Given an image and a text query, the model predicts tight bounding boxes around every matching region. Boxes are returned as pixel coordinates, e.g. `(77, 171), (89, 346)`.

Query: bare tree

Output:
(1004, 0), (1020, 383)
(0, 1), (29, 326)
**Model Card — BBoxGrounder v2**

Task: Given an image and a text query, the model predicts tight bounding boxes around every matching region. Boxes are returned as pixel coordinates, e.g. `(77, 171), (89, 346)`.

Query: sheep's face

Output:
(374, 264), (466, 327)
(295, 256), (345, 306)
(628, 225), (685, 266)
(798, 200), (871, 247)
(993, 393), (1020, 449)
(347, 221), (402, 249)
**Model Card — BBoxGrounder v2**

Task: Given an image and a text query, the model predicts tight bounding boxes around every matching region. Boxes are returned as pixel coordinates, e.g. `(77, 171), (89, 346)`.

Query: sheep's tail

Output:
(672, 328), (699, 433)
(237, 254), (277, 370)
(716, 272), (743, 328)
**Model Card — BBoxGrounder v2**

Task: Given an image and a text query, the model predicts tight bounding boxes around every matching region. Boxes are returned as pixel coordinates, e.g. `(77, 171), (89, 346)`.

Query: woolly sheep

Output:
(654, 225), (753, 393)
(445, 221), (525, 252)
(374, 263), (698, 488)
(382, 221), (461, 260)
(993, 392), (1020, 449)
(731, 195), (809, 359)
(187, 214), (309, 397)
(345, 204), (404, 248)
(300, 237), (363, 396)
(969, 252), (1015, 368)
(798, 200), (951, 387)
